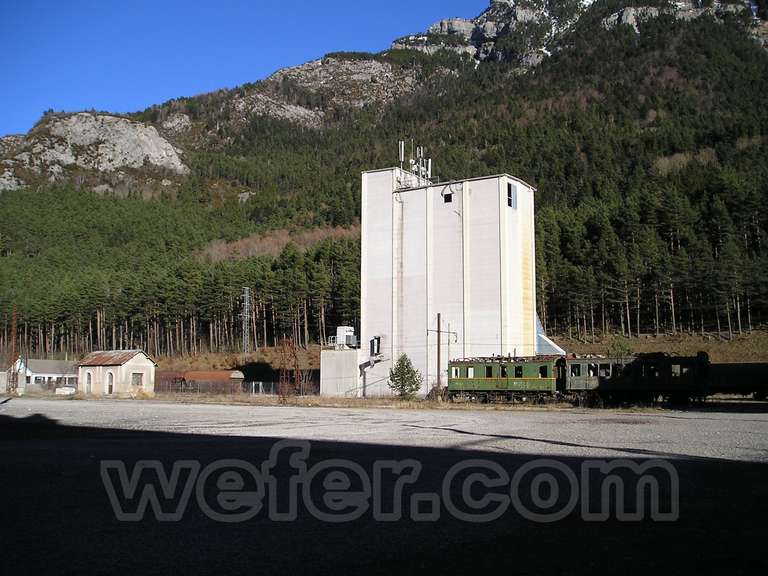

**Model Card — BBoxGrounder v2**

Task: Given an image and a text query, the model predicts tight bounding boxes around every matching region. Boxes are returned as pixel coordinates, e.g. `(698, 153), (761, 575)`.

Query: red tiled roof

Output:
(78, 350), (155, 367)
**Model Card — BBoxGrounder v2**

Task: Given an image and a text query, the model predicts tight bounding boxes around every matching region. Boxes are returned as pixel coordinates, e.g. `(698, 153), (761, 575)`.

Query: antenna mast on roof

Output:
(398, 139), (435, 183)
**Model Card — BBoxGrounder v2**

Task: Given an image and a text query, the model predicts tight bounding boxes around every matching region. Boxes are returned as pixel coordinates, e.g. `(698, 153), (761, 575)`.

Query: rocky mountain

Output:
(1, 112), (188, 196)
(395, 0), (762, 64)
(393, 0), (595, 65)
(1, 0), (765, 195)
(2, 0), (767, 357)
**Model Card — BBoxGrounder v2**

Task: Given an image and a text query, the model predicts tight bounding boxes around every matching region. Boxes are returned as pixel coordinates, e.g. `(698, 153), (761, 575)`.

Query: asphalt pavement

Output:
(1, 397), (766, 575)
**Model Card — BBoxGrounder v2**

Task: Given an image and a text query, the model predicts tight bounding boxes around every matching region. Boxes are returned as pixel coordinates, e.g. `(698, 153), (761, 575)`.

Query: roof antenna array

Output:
(398, 139), (434, 183)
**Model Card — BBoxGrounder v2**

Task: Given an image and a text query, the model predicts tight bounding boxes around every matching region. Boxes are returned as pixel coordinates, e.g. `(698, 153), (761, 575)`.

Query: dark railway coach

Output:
(447, 353), (711, 404)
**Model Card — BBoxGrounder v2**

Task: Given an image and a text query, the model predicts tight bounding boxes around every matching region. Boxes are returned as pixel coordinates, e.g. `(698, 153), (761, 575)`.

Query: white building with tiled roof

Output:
(77, 350), (156, 396)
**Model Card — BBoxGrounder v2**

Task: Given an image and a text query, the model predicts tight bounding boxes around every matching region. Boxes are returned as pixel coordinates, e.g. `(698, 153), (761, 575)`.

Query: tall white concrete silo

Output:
(358, 166), (563, 397)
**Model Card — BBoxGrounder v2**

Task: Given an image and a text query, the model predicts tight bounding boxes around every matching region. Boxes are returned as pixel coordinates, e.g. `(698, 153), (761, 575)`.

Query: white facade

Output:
(7, 359), (78, 395)
(320, 349), (360, 397)
(78, 351), (156, 396)
(359, 167), (563, 397)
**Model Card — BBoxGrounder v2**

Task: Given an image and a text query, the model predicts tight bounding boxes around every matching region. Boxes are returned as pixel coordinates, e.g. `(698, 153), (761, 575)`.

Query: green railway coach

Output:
(447, 357), (558, 402)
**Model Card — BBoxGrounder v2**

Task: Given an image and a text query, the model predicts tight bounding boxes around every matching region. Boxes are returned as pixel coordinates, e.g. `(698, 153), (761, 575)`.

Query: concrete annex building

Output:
(355, 165), (563, 397)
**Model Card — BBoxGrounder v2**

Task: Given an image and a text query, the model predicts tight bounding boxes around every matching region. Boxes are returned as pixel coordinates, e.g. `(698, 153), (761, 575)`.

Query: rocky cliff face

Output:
(267, 57), (419, 110)
(393, 0), (761, 66)
(0, 113), (188, 192)
(224, 57), (418, 129)
(393, 0), (595, 66)
(602, 1), (753, 33)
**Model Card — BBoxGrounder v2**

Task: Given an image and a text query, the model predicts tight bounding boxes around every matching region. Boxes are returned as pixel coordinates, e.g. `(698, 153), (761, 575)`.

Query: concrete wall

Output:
(320, 350), (360, 397)
(360, 169), (396, 396)
(78, 354), (155, 396)
(360, 168), (538, 397)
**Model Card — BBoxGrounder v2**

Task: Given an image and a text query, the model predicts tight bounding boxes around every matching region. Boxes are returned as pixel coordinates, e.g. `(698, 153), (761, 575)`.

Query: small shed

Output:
(78, 350), (156, 396)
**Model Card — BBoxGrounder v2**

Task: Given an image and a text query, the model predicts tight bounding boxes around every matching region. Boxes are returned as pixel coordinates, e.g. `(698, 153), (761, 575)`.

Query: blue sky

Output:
(0, 0), (487, 136)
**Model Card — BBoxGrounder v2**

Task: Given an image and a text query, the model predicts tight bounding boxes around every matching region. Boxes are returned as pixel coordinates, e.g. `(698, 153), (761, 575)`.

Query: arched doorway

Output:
(107, 372), (114, 395)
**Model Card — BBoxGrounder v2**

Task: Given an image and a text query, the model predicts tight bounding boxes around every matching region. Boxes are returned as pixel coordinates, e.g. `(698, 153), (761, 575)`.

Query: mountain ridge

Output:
(2, 0), (765, 195)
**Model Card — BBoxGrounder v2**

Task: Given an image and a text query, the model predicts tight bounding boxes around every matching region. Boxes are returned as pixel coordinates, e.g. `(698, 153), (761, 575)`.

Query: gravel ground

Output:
(2, 397), (767, 575)
(1, 397), (766, 462)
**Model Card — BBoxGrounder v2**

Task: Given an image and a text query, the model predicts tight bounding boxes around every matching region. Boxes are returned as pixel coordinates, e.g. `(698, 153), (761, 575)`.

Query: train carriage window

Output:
(467, 367), (475, 378)
(672, 364), (681, 377)
(501, 365), (508, 378)
(451, 367), (460, 378)
(570, 364), (581, 377)
(539, 365), (548, 378)
(612, 364), (623, 376)
(515, 366), (523, 378)
(485, 366), (493, 378)
(588, 363), (598, 377)
(599, 364), (611, 378)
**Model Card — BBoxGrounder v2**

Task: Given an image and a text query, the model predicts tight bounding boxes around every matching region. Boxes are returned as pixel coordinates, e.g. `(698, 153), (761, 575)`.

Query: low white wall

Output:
(320, 350), (360, 397)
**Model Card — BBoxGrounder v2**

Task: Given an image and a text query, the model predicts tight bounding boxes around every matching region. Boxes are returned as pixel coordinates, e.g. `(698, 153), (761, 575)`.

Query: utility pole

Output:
(427, 313), (457, 394)
(278, 339), (293, 403)
(242, 287), (251, 361)
(437, 313), (441, 390)
(8, 307), (18, 395)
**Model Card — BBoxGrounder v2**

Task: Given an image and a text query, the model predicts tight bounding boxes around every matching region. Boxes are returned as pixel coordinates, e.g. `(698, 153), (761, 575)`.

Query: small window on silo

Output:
(444, 193), (453, 204)
(507, 183), (517, 209)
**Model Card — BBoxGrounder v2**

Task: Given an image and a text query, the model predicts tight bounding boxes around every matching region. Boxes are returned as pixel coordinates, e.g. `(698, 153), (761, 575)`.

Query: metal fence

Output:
(154, 379), (282, 396)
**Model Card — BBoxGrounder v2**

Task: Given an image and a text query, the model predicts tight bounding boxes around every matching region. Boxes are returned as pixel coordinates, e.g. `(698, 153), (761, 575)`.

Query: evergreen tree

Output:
(388, 354), (423, 399)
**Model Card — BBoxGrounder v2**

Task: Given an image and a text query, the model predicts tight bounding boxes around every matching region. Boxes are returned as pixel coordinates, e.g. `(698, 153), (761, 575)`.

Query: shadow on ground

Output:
(0, 412), (766, 575)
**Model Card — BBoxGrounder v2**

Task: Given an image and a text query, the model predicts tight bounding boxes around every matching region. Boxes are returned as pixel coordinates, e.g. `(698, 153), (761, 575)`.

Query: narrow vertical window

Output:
(507, 183), (517, 209)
